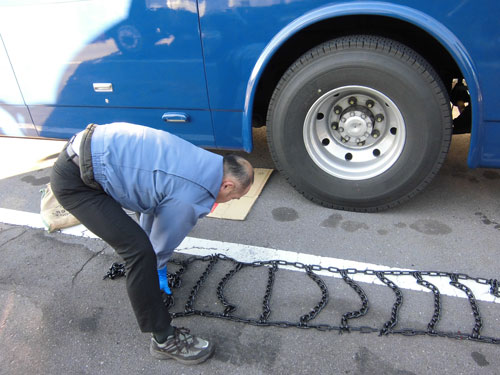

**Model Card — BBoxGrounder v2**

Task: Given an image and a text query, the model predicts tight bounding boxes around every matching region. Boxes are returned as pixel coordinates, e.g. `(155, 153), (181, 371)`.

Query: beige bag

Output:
(40, 183), (80, 232)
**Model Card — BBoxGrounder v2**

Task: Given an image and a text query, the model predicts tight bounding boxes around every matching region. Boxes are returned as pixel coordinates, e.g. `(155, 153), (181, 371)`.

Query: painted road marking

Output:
(0, 207), (498, 304)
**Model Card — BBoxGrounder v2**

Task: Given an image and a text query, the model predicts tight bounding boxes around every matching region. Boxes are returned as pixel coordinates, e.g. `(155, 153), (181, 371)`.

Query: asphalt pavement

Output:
(1, 129), (500, 375)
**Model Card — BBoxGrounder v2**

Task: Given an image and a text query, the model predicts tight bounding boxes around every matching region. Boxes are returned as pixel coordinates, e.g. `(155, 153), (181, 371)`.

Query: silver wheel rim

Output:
(303, 85), (406, 180)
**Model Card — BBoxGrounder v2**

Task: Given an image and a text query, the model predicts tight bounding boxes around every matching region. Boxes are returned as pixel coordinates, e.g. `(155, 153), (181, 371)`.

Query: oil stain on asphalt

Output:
(475, 212), (500, 231)
(272, 207), (299, 222)
(409, 219), (452, 235)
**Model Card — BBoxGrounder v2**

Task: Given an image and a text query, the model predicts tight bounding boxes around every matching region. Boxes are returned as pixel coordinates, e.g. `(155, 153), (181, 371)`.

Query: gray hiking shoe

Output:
(150, 327), (214, 365)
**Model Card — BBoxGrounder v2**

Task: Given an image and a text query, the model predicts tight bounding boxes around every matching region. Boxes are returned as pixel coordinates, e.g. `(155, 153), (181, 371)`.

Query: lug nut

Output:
(357, 141), (365, 146)
(348, 96), (357, 105)
(334, 105), (342, 115)
(372, 130), (380, 138)
(375, 114), (384, 122)
(339, 127), (344, 133)
(331, 122), (339, 130)
(366, 100), (374, 108)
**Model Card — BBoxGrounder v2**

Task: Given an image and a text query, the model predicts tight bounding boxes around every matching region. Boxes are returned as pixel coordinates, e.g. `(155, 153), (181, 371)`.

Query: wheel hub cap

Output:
(338, 108), (373, 145)
(303, 85), (406, 180)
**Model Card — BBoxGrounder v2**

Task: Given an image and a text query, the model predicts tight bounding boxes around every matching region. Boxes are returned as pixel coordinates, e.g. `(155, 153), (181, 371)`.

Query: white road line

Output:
(0, 207), (498, 304)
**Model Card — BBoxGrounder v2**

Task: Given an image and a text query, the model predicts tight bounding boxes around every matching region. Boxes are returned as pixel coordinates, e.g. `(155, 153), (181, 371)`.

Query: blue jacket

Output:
(90, 123), (223, 268)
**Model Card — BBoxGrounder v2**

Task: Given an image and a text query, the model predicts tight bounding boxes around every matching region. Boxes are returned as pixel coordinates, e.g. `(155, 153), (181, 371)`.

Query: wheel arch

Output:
(245, 1), (481, 160)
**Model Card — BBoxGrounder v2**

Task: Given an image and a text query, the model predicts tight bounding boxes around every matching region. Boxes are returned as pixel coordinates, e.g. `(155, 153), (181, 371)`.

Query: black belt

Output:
(66, 141), (80, 167)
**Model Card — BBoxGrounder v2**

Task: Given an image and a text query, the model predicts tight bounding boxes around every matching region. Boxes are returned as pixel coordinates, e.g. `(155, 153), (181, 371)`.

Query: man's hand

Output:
(157, 266), (172, 295)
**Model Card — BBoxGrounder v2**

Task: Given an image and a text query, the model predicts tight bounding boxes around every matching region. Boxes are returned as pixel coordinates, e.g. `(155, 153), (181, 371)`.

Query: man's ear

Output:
(215, 179), (237, 203)
(221, 179), (236, 191)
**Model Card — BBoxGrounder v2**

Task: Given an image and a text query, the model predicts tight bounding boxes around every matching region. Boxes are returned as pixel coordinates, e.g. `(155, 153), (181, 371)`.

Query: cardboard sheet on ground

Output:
(207, 168), (273, 220)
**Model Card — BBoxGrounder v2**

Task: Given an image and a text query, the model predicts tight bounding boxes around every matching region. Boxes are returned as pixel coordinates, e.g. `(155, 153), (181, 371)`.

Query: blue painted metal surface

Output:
(0, 0), (498, 167)
(0, 0), (215, 143)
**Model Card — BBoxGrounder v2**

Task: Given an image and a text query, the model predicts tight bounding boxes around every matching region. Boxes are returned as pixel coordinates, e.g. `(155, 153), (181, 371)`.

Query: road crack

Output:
(72, 245), (107, 286)
(0, 229), (27, 250)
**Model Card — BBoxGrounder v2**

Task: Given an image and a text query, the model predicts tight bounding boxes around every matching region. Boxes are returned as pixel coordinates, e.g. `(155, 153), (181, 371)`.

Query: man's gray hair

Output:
(223, 154), (254, 190)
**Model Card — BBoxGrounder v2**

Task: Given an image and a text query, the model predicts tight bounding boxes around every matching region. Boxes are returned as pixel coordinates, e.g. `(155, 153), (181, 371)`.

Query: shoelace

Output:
(170, 327), (193, 353)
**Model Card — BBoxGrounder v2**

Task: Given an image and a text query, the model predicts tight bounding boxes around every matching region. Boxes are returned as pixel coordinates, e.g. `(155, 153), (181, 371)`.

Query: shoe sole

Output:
(150, 342), (215, 365)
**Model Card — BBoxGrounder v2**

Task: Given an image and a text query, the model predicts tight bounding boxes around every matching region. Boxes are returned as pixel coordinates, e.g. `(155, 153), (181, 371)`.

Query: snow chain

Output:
(103, 254), (500, 345)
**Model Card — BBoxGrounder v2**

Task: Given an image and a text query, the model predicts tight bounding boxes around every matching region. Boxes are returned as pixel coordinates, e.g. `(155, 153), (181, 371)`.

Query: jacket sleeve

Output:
(141, 199), (198, 269)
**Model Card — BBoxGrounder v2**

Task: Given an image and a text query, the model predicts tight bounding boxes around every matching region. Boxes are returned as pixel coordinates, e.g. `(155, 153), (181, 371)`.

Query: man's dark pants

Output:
(50, 145), (172, 333)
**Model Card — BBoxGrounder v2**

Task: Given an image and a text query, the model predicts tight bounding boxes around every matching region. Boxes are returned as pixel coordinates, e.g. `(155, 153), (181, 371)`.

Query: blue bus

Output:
(0, 0), (498, 211)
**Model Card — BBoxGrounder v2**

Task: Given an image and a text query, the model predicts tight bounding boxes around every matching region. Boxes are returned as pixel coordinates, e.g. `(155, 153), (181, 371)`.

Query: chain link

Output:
(260, 262), (278, 323)
(413, 272), (440, 333)
(103, 262), (125, 280)
(104, 254), (500, 345)
(339, 270), (369, 333)
(216, 262), (244, 316)
(490, 279), (500, 297)
(299, 265), (329, 325)
(449, 274), (483, 339)
(376, 272), (403, 336)
(184, 257), (218, 314)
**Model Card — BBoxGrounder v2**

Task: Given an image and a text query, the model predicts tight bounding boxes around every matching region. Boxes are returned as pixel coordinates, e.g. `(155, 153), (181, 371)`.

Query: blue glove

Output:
(157, 266), (172, 295)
